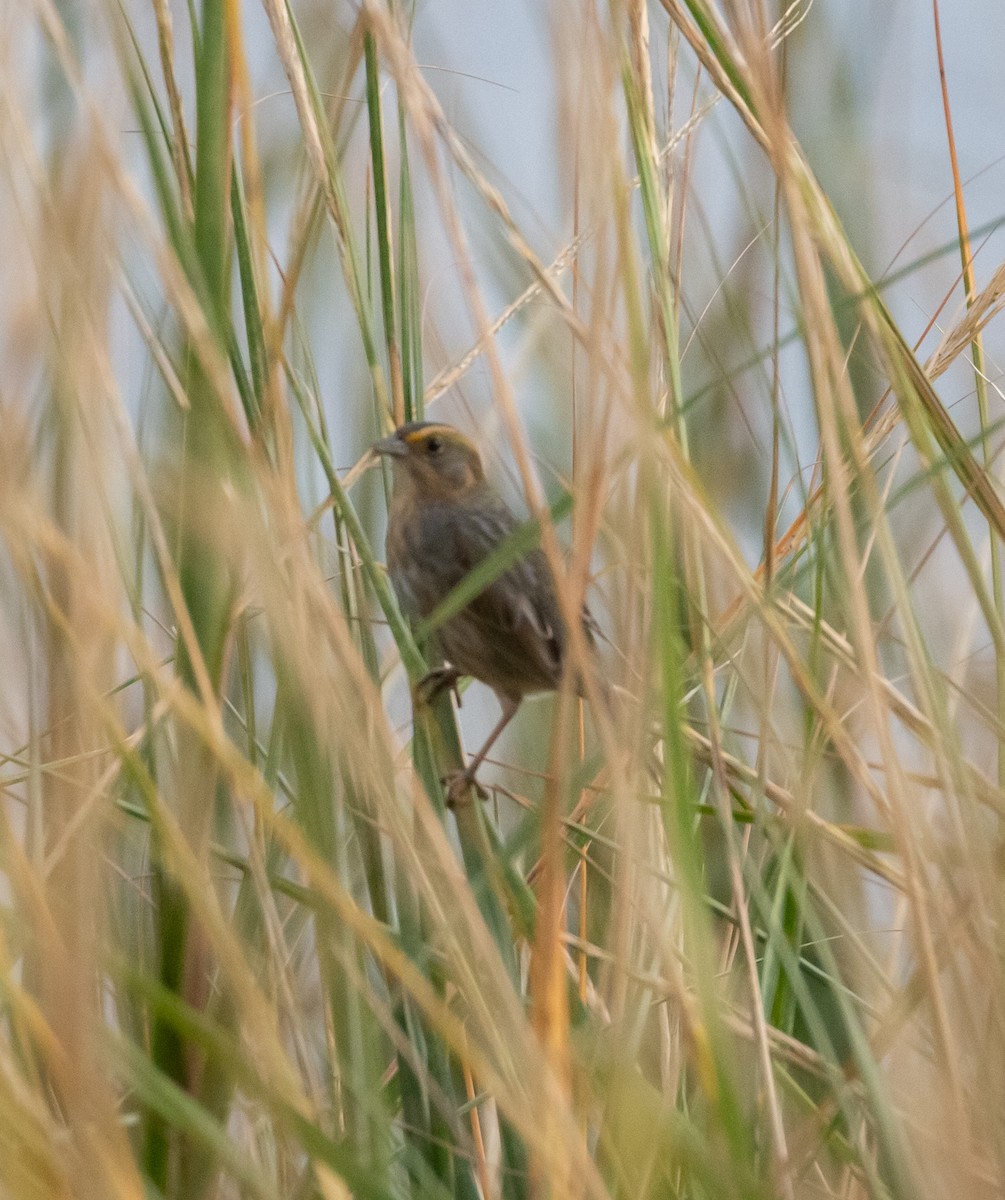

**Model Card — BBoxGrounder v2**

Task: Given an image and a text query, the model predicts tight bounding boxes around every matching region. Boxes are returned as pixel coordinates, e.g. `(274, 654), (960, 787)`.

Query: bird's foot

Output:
(442, 769), (488, 809)
(415, 667), (462, 707)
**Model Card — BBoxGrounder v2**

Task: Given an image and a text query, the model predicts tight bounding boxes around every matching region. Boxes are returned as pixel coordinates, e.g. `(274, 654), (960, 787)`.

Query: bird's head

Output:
(372, 422), (486, 501)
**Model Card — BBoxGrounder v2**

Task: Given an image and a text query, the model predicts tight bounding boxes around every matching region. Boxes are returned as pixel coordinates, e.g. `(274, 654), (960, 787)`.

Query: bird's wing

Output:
(394, 492), (586, 690)
(445, 501), (567, 682)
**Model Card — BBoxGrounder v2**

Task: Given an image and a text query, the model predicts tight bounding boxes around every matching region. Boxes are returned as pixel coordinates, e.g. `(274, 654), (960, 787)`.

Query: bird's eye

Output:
(425, 436), (443, 455)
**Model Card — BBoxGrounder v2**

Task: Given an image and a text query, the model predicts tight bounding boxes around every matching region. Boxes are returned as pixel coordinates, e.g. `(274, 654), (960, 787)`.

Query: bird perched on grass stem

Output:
(374, 421), (597, 805)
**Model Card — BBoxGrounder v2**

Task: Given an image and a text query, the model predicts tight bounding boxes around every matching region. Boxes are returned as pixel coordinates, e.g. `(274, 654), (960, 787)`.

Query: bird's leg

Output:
(415, 665), (462, 707)
(444, 694), (520, 808)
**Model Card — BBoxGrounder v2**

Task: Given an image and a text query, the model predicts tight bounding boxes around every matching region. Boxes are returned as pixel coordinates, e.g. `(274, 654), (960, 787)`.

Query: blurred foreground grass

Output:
(1, 2), (1004, 1198)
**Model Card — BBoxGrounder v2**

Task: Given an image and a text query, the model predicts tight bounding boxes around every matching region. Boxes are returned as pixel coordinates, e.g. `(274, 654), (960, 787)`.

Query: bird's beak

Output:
(372, 434), (407, 459)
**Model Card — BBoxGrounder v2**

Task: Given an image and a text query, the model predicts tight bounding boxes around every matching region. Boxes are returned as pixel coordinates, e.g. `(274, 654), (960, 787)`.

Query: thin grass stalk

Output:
(932, 0), (1005, 790)
(141, 0), (244, 1188)
(231, 163), (268, 431)
(398, 108), (423, 422)
(364, 26), (405, 423)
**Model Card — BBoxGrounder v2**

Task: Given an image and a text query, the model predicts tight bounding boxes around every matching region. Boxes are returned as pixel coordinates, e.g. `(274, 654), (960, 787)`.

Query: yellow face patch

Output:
(402, 424), (460, 447)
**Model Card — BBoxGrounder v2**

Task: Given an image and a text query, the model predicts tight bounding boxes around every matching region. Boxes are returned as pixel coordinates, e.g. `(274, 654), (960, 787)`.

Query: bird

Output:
(373, 420), (597, 805)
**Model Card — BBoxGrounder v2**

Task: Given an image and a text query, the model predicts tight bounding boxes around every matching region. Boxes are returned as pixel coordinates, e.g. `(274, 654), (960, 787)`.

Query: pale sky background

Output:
(287, 0), (1005, 485)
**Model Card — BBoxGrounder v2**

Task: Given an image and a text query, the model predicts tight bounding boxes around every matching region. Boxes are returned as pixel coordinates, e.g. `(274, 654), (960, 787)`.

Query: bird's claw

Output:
(442, 770), (487, 808)
(415, 667), (462, 708)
